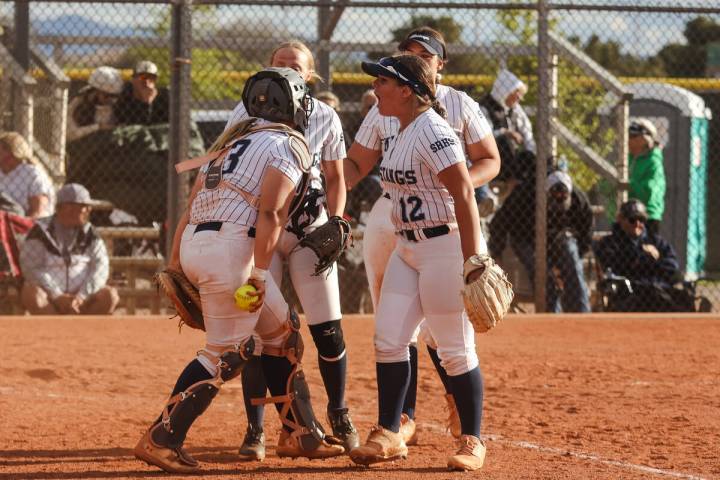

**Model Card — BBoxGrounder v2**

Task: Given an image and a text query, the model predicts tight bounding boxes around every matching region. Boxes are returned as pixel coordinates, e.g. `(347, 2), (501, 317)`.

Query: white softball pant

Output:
(363, 195), (435, 347)
(180, 223), (290, 374)
(270, 210), (342, 325)
(374, 230), (486, 376)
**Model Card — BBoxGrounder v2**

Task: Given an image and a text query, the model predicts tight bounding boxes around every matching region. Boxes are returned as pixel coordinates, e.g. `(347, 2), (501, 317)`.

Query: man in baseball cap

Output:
(627, 117), (665, 236)
(19, 183), (119, 315)
(114, 59), (169, 125)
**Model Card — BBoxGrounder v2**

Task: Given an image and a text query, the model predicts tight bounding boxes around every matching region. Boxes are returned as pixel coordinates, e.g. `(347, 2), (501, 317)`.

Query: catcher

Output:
(133, 67), (344, 474)
(348, 55), (512, 471)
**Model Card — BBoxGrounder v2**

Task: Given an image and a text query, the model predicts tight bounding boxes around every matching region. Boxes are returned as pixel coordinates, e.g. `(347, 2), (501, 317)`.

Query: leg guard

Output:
(150, 337), (254, 449)
(255, 311), (336, 453)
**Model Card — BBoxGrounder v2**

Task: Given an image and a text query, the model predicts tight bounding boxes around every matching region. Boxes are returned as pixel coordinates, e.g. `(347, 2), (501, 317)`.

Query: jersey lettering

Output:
(379, 167), (418, 185)
(382, 135), (395, 153)
(429, 137), (457, 153)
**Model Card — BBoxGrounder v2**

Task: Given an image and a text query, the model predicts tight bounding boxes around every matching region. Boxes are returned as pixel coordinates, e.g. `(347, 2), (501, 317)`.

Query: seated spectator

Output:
(489, 170), (592, 313)
(0, 132), (54, 218)
(594, 199), (695, 312)
(478, 69), (536, 184)
(114, 60), (170, 126)
(19, 183), (119, 315)
(67, 66), (124, 142)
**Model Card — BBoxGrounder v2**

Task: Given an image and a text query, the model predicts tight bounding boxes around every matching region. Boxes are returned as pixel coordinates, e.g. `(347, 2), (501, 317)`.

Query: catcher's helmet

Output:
(242, 67), (313, 132)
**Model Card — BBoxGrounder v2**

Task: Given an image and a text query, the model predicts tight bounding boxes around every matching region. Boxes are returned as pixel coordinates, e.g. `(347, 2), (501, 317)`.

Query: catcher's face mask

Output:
(242, 67), (313, 132)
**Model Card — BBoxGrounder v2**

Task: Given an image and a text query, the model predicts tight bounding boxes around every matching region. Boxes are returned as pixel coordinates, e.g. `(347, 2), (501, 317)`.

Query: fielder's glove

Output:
(295, 216), (352, 276)
(155, 269), (204, 331)
(461, 254), (514, 332)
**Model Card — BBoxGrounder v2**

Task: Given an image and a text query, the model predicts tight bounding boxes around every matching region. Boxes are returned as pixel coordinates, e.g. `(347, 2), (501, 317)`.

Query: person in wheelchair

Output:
(594, 199), (704, 312)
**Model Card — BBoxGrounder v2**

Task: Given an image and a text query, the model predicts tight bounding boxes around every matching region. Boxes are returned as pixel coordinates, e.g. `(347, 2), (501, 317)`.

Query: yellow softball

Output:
(234, 284), (259, 311)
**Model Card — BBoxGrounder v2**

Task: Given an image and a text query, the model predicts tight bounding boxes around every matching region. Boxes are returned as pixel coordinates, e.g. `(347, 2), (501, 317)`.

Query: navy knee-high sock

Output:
(241, 356), (267, 429)
(401, 344), (418, 419)
(154, 358), (214, 424)
(447, 366), (484, 437)
(427, 346), (452, 394)
(260, 354), (297, 433)
(318, 356), (347, 411)
(309, 321), (347, 411)
(377, 361), (410, 432)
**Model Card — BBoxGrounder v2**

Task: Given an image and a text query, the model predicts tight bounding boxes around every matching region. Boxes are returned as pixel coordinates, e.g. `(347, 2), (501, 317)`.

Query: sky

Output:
(0, 1), (717, 59)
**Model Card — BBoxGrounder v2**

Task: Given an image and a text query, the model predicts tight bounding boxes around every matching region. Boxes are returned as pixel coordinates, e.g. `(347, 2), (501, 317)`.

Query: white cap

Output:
(547, 170), (573, 194)
(88, 66), (124, 95)
(134, 60), (158, 76)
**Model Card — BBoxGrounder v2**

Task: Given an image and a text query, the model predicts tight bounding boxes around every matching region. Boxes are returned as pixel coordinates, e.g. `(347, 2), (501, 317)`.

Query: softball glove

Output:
(155, 269), (204, 331)
(295, 216), (352, 276)
(461, 254), (514, 332)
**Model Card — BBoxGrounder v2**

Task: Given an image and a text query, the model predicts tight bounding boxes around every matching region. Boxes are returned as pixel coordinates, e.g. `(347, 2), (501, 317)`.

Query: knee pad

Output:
(262, 309), (304, 364)
(309, 320), (346, 362)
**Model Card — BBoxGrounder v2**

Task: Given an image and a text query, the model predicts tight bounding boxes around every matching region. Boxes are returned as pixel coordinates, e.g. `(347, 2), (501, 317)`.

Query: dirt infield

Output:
(1, 313), (719, 480)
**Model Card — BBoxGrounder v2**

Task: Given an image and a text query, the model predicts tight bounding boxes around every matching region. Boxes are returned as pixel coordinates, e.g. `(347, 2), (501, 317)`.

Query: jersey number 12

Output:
(400, 195), (425, 222)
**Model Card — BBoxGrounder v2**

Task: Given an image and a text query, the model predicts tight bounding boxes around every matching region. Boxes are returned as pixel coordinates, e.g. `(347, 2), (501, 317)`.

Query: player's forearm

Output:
(324, 166), (347, 217)
(454, 188), (484, 262)
(253, 209), (286, 270)
(343, 158), (363, 190)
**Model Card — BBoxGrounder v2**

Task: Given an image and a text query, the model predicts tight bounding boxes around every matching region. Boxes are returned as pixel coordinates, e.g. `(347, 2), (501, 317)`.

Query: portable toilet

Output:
(627, 82), (711, 279)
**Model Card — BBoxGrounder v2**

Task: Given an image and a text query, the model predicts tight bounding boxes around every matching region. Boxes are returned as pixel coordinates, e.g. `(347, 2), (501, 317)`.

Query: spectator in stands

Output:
(478, 69), (536, 187)
(316, 90), (341, 112)
(489, 170), (592, 313)
(628, 118), (665, 237)
(360, 89), (377, 118)
(114, 60), (170, 126)
(19, 183), (118, 315)
(0, 132), (54, 219)
(593, 199), (693, 312)
(66, 66), (124, 142)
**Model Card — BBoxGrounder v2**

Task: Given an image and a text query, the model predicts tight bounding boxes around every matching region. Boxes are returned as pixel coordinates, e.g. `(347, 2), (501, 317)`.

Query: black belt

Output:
(194, 222), (255, 237)
(399, 224), (450, 242)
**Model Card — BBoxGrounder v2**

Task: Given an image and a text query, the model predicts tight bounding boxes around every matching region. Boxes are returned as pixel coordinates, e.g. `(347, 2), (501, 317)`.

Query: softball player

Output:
(348, 54), (488, 471)
(133, 68), (343, 474)
(224, 41), (357, 457)
(344, 27), (499, 444)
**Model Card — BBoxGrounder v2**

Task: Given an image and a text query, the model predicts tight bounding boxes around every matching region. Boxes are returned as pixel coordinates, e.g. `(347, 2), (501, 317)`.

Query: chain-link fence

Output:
(1, 0), (718, 314)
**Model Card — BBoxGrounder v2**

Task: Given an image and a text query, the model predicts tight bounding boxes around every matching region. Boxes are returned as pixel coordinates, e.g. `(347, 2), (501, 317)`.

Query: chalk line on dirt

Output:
(421, 422), (707, 480)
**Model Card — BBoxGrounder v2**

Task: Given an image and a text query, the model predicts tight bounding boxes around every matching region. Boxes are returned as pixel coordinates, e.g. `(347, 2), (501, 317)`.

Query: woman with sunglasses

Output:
(348, 54), (488, 471)
(344, 27), (500, 446)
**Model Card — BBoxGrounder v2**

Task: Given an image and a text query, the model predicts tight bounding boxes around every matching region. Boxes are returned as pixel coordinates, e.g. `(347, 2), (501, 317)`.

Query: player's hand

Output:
(642, 244), (660, 261)
(466, 264), (485, 283)
(246, 277), (266, 312)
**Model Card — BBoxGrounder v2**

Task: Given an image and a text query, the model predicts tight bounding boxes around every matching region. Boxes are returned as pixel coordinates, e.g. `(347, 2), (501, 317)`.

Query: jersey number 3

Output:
(400, 195), (425, 222)
(222, 139), (252, 174)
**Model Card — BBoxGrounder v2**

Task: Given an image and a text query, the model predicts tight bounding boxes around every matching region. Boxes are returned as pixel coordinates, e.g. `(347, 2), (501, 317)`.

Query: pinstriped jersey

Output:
(380, 109), (465, 231)
(190, 123), (303, 226)
(224, 97), (346, 191)
(354, 84), (492, 156)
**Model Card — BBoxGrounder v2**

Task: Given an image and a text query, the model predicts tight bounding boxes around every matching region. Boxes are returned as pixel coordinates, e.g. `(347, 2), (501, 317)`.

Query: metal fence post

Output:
(317, 0), (331, 90)
(166, 0), (192, 260)
(615, 98), (630, 206)
(535, 0), (551, 313)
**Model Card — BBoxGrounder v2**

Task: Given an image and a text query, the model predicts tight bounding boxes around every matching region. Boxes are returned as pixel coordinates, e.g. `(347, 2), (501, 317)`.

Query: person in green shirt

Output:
(628, 118), (666, 237)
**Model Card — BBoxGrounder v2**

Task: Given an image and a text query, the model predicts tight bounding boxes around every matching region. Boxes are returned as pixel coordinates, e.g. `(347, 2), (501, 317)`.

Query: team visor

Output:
(361, 57), (434, 100)
(398, 33), (447, 60)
